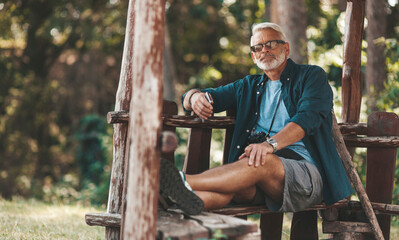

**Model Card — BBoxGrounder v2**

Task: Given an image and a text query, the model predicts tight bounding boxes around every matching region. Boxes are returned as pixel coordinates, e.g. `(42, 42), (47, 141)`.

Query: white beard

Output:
(254, 51), (286, 71)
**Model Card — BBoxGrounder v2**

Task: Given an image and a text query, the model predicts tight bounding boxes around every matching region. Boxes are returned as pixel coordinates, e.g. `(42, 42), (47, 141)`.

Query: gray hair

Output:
(251, 22), (287, 44)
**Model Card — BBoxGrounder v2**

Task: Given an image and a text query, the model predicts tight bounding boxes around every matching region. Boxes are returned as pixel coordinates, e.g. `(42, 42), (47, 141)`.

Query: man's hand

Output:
(239, 142), (274, 167)
(190, 92), (213, 119)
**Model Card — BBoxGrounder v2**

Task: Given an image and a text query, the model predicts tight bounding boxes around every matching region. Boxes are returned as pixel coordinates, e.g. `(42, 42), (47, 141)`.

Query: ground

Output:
(0, 197), (397, 239)
(0, 197), (104, 240)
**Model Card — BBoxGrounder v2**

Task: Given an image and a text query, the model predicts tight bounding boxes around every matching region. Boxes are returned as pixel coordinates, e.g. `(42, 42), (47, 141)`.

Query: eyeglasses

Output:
(250, 40), (286, 53)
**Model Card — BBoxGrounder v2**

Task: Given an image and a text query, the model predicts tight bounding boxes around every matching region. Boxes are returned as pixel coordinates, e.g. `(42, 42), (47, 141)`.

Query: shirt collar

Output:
(257, 58), (295, 86)
(279, 58), (295, 84)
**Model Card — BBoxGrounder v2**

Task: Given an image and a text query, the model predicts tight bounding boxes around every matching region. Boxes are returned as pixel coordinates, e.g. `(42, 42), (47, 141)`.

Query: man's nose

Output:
(261, 44), (270, 52)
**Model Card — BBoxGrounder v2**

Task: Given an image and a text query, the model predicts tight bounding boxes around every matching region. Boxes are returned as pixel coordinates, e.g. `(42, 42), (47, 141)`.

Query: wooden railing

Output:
(97, 106), (399, 239)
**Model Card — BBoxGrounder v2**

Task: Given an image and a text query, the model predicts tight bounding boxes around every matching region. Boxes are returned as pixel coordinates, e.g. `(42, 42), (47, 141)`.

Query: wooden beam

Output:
(332, 110), (385, 240)
(86, 213), (122, 228)
(105, 0), (135, 238)
(163, 115), (236, 129)
(323, 221), (372, 233)
(365, 112), (399, 240)
(107, 111), (129, 124)
(85, 200), (399, 229)
(107, 111), (236, 128)
(122, 0), (165, 239)
(87, 210), (260, 239)
(341, 0), (365, 123)
(343, 136), (399, 147)
(338, 122), (367, 135)
(108, 111), (376, 137)
(290, 211), (318, 240)
(183, 128), (212, 174)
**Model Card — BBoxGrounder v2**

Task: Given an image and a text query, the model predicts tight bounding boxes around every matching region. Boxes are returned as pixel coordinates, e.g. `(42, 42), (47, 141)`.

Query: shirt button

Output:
(255, 112), (258, 115)
(237, 145), (240, 149)
(257, 91), (260, 94)
(246, 129), (249, 133)
(287, 77), (290, 81)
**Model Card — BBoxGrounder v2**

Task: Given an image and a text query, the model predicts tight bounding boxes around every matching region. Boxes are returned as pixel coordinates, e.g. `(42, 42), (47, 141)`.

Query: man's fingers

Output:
(254, 150), (263, 167)
(192, 96), (213, 119)
(193, 104), (212, 119)
(261, 152), (267, 165)
(249, 149), (258, 166)
(238, 153), (246, 160)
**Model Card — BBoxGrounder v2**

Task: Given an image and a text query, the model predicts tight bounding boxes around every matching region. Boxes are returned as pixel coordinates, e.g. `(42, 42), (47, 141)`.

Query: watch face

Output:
(267, 138), (277, 152)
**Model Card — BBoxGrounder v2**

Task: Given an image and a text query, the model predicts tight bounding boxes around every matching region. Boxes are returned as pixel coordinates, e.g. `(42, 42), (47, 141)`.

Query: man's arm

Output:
(183, 89), (214, 120)
(239, 122), (305, 167)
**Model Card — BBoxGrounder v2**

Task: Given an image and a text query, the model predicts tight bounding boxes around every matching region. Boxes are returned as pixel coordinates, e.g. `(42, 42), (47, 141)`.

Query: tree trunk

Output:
(341, 0), (365, 124)
(272, 0), (308, 64)
(106, 0), (135, 239)
(163, 24), (177, 101)
(122, 0), (165, 239)
(365, 0), (386, 111)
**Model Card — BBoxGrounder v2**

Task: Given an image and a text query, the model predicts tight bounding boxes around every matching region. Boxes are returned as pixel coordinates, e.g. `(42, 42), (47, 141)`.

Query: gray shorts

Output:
(253, 157), (323, 212)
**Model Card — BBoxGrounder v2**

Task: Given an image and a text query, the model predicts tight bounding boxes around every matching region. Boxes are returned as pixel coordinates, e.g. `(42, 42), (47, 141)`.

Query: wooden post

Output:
(106, 0), (135, 238)
(260, 213), (283, 240)
(122, 0), (165, 239)
(184, 128), (212, 174)
(290, 211), (318, 240)
(332, 111), (384, 240)
(366, 112), (399, 240)
(161, 101), (178, 163)
(341, 0), (365, 123)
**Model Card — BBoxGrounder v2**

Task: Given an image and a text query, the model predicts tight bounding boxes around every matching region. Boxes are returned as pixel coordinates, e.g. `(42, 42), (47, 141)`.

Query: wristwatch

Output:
(266, 138), (278, 153)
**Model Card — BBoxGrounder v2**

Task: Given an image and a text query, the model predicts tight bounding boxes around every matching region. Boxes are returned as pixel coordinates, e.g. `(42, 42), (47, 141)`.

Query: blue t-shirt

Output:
(255, 79), (316, 166)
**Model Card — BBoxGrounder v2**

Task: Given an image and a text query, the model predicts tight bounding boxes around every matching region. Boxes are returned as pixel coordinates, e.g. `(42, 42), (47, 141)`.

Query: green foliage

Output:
(0, 0), (125, 200)
(75, 115), (112, 205)
(76, 115), (107, 184)
(305, 0), (324, 28)
(166, 0), (258, 88)
(0, 0), (398, 212)
(377, 38), (399, 113)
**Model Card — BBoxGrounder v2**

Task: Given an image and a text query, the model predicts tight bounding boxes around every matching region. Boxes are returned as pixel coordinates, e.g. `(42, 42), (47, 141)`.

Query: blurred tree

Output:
(0, 0), (127, 199)
(166, 0), (260, 89)
(365, 0), (387, 111)
(0, 0), (397, 204)
(272, 0), (308, 64)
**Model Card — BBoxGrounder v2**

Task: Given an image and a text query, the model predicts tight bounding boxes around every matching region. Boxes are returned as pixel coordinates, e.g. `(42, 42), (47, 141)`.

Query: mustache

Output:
(258, 54), (276, 60)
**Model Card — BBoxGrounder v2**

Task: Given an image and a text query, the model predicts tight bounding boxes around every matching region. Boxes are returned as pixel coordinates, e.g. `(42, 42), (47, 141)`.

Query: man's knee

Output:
(237, 154), (282, 171)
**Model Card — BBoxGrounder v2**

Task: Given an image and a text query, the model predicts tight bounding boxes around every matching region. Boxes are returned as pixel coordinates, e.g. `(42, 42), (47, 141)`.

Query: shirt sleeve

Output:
(181, 80), (241, 113)
(289, 66), (333, 135)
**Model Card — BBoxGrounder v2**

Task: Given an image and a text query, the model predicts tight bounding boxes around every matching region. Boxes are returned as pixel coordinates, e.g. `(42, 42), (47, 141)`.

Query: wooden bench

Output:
(87, 208), (260, 239)
(87, 100), (399, 239)
(86, 100), (261, 239)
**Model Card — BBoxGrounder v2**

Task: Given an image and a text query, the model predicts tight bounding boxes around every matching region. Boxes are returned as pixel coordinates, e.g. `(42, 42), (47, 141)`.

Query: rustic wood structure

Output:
(85, 0), (399, 239)
(93, 106), (399, 239)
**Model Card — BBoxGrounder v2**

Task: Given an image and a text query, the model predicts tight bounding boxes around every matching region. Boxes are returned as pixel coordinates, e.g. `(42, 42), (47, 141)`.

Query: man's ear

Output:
(284, 42), (290, 57)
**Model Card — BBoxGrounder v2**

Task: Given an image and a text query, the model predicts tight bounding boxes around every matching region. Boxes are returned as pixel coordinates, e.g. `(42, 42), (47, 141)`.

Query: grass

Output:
(0, 197), (105, 240)
(1, 197), (398, 239)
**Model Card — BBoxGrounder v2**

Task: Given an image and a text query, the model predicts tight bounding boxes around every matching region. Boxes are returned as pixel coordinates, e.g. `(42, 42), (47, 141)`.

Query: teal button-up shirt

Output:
(182, 59), (353, 206)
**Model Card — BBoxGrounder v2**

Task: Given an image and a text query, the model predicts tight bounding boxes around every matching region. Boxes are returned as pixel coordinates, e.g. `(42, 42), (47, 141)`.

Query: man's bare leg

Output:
(186, 154), (285, 208)
(195, 186), (258, 210)
(194, 191), (234, 210)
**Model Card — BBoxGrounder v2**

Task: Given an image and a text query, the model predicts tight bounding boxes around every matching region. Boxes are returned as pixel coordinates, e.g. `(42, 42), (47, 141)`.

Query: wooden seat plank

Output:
(86, 209), (259, 240)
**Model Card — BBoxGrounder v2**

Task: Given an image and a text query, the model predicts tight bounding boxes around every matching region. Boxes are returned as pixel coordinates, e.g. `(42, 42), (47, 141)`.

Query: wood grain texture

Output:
(122, 0), (165, 239)
(341, 0), (365, 123)
(105, 0), (135, 238)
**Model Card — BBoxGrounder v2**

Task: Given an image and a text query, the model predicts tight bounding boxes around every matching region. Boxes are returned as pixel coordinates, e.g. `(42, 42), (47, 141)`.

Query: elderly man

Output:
(159, 22), (352, 215)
